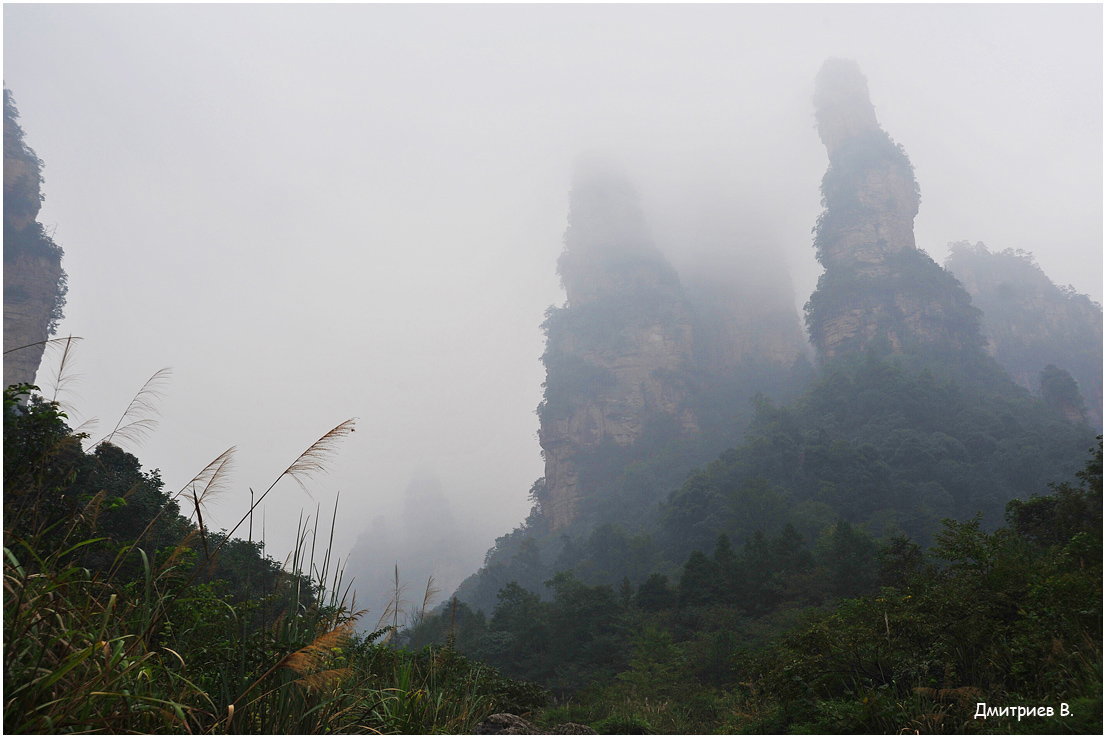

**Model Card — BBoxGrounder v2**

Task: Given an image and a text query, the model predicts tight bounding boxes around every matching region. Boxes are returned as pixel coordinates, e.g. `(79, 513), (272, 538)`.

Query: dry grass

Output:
(93, 367), (172, 451)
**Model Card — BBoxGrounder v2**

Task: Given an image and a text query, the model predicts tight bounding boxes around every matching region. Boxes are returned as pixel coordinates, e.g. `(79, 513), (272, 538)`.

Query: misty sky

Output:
(4, 5), (1101, 611)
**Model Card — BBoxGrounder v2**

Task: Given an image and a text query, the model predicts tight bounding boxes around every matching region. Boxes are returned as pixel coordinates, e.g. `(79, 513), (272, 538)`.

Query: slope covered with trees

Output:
(437, 58), (1100, 734)
(414, 434), (1101, 733)
(945, 240), (1103, 427)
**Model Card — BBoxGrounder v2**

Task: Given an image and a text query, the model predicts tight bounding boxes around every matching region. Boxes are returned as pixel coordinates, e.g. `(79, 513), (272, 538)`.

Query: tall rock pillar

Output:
(537, 161), (697, 531)
(805, 60), (984, 362)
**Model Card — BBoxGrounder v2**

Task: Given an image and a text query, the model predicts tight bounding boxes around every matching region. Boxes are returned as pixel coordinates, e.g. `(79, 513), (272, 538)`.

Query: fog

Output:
(4, 5), (1101, 616)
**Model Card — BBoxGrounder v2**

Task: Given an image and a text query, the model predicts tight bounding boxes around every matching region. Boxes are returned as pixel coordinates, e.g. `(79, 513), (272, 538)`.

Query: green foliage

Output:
(1005, 438), (1102, 547)
(677, 550), (718, 608)
(732, 439), (1103, 733)
(634, 573), (675, 612)
(822, 520), (880, 598)
(536, 350), (616, 424)
(805, 247), (990, 371)
(659, 352), (1095, 552)
(1040, 364), (1087, 418)
(3, 383), (536, 734)
(945, 240), (1102, 427)
(446, 440), (1102, 734)
(351, 641), (547, 732)
(617, 625), (686, 699)
(813, 128), (919, 265)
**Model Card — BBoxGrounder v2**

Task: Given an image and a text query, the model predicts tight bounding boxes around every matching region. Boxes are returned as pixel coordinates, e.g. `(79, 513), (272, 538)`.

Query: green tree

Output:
(616, 626), (686, 699)
(677, 550), (719, 607)
(634, 573), (675, 612)
(823, 520), (879, 598)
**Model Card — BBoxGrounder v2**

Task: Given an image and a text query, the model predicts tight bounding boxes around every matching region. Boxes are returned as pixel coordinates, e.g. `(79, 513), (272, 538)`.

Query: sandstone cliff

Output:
(804, 60), (988, 366)
(4, 89), (66, 389)
(537, 163), (807, 531)
(538, 165), (697, 530)
(946, 241), (1102, 427)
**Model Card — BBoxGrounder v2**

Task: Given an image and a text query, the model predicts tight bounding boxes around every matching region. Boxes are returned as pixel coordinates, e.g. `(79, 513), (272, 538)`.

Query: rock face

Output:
(4, 89), (66, 389)
(812, 60), (917, 274)
(538, 165), (697, 530)
(805, 60), (985, 362)
(946, 241), (1102, 427)
(537, 162), (806, 531)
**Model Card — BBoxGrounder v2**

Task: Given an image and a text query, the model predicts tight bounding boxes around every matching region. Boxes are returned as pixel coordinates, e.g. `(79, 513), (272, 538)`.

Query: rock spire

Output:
(538, 161), (696, 530)
(537, 159), (807, 531)
(805, 60), (985, 362)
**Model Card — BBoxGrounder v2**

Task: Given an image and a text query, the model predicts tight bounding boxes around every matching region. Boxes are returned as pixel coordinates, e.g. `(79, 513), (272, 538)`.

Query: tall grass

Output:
(4, 486), (206, 732)
(4, 382), (521, 734)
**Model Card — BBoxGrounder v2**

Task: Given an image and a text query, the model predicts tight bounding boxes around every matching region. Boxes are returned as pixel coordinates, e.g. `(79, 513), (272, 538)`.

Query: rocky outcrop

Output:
(537, 162), (807, 531)
(4, 252), (65, 388)
(946, 241), (1102, 427)
(4, 89), (66, 389)
(805, 60), (986, 363)
(538, 164), (698, 530)
(812, 61), (917, 275)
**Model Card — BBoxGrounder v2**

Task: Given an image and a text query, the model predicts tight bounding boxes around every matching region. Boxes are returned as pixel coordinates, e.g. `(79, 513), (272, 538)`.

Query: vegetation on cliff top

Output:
(455, 341), (1095, 616)
(945, 240), (1103, 427)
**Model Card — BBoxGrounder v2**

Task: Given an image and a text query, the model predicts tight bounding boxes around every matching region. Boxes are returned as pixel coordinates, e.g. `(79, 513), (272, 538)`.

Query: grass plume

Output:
(180, 446), (236, 520)
(280, 418), (357, 497)
(93, 367), (172, 451)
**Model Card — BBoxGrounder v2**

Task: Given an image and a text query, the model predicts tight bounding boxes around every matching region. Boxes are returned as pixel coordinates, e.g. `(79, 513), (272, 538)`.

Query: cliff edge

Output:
(4, 89), (66, 389)
(536, 161), (808, 531)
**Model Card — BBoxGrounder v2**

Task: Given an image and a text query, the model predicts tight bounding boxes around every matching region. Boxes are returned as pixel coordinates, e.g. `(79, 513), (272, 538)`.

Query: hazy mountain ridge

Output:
(450, 59), (1096, 621)
(945, 240), (1103, 427)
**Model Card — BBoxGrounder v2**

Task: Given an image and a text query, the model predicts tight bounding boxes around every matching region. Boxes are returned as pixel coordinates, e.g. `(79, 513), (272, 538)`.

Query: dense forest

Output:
(412, 437), (1101, 733)
(410, 363), (1101, 732)
(6, 372), (1098, 733)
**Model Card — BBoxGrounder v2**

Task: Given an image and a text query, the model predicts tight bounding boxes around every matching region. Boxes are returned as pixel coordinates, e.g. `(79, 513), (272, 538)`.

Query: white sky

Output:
(4, 4), (1101, 604)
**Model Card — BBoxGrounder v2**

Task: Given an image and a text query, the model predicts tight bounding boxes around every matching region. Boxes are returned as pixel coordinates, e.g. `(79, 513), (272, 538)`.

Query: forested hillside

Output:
(945, 241), (1103, 428)
(434, 58), (1101, 734)
(413, 424), (1101, 733)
